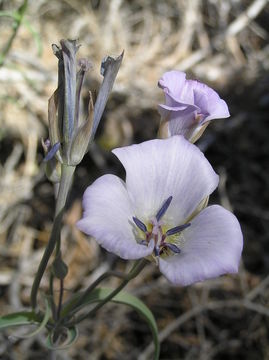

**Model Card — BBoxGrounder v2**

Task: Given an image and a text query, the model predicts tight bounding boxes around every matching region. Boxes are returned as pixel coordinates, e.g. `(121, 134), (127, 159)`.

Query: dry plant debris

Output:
(0, 0), (268, 359)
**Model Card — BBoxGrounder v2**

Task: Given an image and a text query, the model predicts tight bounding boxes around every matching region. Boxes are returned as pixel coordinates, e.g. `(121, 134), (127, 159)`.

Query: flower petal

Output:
(77, 174), (155, 259)
(167, 110), (197, 138)
(158, 71), (187, 102)
(159, 205), (243, 285)
(158, 99), (197, 120)
(112, 136), (219, 226)
(190, 80), (230, 120)
(158, 71), (230, 141)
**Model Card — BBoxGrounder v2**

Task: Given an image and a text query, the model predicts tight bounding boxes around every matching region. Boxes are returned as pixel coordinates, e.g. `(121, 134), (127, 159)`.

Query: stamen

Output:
(166, 223), (191, 236)
(133, 217), (147, 233)
(43, 142), (60, 162)
(154, 246), (160, 256)
(156, 196), (173, 222)
(164, 243), (181, 254)
(139, 240), (148, 246)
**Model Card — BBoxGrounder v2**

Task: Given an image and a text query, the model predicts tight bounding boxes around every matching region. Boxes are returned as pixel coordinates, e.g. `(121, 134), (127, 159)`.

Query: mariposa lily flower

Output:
(158, 71), (230, 142)
(77, 136), (243, 286)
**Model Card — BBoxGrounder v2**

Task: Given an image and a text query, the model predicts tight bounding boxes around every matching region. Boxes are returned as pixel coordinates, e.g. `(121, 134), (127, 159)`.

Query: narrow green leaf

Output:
(46, 326), (79, 350)
(64, 288), (160, 360)
(14, 299), (51, 338)
(112, 290), (160, 360)
(0, 312), (39, 330)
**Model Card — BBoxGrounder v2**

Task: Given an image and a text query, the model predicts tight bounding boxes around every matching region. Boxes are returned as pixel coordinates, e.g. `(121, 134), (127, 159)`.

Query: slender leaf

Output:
(14, 299), (51, 338)
(65, 288), (160, 359)
(46, 326), (79, 350)
(0, 311), (40, 330)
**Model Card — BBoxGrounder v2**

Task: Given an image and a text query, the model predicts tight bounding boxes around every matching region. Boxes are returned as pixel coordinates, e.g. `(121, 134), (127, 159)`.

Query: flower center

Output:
(133, 196), (191, 257)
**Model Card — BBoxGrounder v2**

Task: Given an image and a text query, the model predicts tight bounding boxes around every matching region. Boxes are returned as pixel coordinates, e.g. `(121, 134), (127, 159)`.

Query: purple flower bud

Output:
(158, 71), (230, 142)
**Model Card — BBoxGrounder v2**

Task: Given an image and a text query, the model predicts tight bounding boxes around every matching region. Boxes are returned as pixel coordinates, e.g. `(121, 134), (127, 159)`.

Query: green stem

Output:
(0, 0), (28, 66)
(30, 164), (75, 309)
(49, 273), (57, 321)
(56, 279), (64, 320)
(61, 270), (128, 316)
(66, 259), (147, 326)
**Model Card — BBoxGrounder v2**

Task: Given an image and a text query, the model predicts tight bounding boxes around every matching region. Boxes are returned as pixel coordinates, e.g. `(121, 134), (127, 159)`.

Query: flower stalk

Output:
(65, 258), (148, 326)
(30, 164), (75, 309)
(32, 39), (123, 312)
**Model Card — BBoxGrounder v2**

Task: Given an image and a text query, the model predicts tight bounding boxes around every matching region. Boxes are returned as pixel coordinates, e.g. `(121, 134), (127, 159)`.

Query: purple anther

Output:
(139, 240), (148, 246)
(154, 246), (160, 257)
(43, 142), (60, 162)
(164, 243), (181, 254)
(133, 217), (147, 233)
(166, 223), (191, 236)
(156, 196), (173, 222)
(44, 139), (51, 148)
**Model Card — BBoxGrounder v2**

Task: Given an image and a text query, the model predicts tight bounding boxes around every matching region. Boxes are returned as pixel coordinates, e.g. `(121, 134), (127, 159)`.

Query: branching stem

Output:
(64, 258), (148, 326)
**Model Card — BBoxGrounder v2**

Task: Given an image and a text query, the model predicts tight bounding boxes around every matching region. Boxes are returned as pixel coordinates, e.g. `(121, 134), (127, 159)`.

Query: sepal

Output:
(90, 51), (124, 140)
(60, 39), (80, 143)
(68, 92), (94, 165)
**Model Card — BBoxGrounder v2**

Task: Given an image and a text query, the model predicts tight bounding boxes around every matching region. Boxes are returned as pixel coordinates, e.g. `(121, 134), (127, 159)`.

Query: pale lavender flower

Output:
(158, 71), (230, 142)
(77, 136), (243, 286)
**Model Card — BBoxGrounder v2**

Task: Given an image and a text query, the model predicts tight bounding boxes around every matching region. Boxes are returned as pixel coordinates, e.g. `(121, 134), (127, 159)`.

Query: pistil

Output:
(133, 196), (191, 257)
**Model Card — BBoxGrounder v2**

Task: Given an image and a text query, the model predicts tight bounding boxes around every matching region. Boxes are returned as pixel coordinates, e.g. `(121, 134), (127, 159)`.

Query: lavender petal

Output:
(112, 136), (219, 225)
(77, 174), (155, 260)
(159, 205), (243, 286)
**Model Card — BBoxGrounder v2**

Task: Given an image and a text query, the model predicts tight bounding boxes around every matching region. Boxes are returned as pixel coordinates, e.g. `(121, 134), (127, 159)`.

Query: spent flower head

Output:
(77, 136), (243, 286)
(45, 39), (123, 167)
(158, 71), (230, 142)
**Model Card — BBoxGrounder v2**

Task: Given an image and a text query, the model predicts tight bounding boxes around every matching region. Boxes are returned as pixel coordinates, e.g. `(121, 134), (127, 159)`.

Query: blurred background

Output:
(0, 0), (268, 359)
